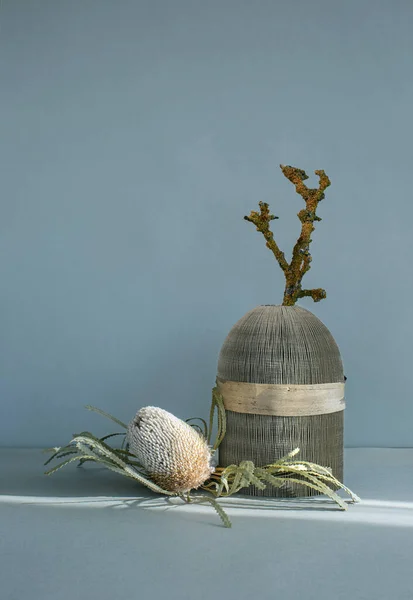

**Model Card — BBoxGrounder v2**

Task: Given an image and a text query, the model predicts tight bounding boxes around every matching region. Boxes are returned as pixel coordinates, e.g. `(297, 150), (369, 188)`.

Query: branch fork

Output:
(244, 164), (331, 306)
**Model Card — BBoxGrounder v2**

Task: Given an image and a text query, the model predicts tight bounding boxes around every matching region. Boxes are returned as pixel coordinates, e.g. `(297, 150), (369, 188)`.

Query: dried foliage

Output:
(44, 388), (359, 528)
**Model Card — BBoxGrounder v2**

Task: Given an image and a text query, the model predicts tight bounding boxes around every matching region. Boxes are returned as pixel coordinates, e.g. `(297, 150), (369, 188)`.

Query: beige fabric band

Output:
(216, 377), (345, 416)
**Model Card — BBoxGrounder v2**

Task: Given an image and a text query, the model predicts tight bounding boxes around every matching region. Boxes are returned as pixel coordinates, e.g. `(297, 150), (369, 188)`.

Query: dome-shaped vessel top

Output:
(217, 305), (344, 385)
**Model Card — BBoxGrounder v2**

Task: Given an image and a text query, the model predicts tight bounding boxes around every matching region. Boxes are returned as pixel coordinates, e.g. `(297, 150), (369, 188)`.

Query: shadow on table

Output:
(14, 493), (349, 513)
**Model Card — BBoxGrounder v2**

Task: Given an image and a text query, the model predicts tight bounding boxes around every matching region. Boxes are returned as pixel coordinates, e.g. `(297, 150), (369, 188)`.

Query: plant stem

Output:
(244, 164), (331, 306)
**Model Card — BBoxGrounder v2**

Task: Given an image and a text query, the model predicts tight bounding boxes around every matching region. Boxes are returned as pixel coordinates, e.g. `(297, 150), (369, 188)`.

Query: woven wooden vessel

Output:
(216, 304), (345, 497)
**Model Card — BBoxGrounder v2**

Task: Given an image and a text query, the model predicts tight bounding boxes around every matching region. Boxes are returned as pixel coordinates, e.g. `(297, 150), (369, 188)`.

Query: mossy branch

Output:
(244, 164), (331, 306)
(244, 202), (289, 272)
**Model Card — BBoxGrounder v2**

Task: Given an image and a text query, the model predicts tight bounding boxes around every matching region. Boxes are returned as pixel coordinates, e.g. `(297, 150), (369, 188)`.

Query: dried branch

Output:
(243, 202), (289, 272)
(244, 164), (331, 306)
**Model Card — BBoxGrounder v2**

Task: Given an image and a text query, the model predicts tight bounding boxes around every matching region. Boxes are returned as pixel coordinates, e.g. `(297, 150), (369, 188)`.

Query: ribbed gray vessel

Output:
(217, 304), (345, 497)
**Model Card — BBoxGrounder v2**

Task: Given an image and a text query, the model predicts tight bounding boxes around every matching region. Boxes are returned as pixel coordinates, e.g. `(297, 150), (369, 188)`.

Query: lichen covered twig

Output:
(244, 202), (289, 273)
(244, 164), (331, 306)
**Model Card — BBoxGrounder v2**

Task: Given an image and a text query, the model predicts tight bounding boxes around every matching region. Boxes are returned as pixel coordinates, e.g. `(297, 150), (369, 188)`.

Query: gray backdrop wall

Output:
(1, 0), (412, 448)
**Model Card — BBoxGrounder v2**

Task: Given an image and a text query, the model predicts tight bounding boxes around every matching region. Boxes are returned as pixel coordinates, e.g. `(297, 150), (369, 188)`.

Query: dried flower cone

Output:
(126, 406), (214, 493)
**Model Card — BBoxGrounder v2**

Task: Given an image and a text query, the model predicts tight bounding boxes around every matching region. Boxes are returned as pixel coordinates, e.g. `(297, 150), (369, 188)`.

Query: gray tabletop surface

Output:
(1, 448), (413, 600)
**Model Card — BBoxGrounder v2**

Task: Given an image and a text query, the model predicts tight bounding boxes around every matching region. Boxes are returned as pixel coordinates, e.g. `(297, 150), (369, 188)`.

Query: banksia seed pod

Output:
(126, 406), (215, 494)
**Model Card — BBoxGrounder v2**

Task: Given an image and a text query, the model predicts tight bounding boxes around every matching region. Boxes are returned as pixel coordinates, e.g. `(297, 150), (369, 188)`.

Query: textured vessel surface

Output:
(217, 304), (345, 497)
